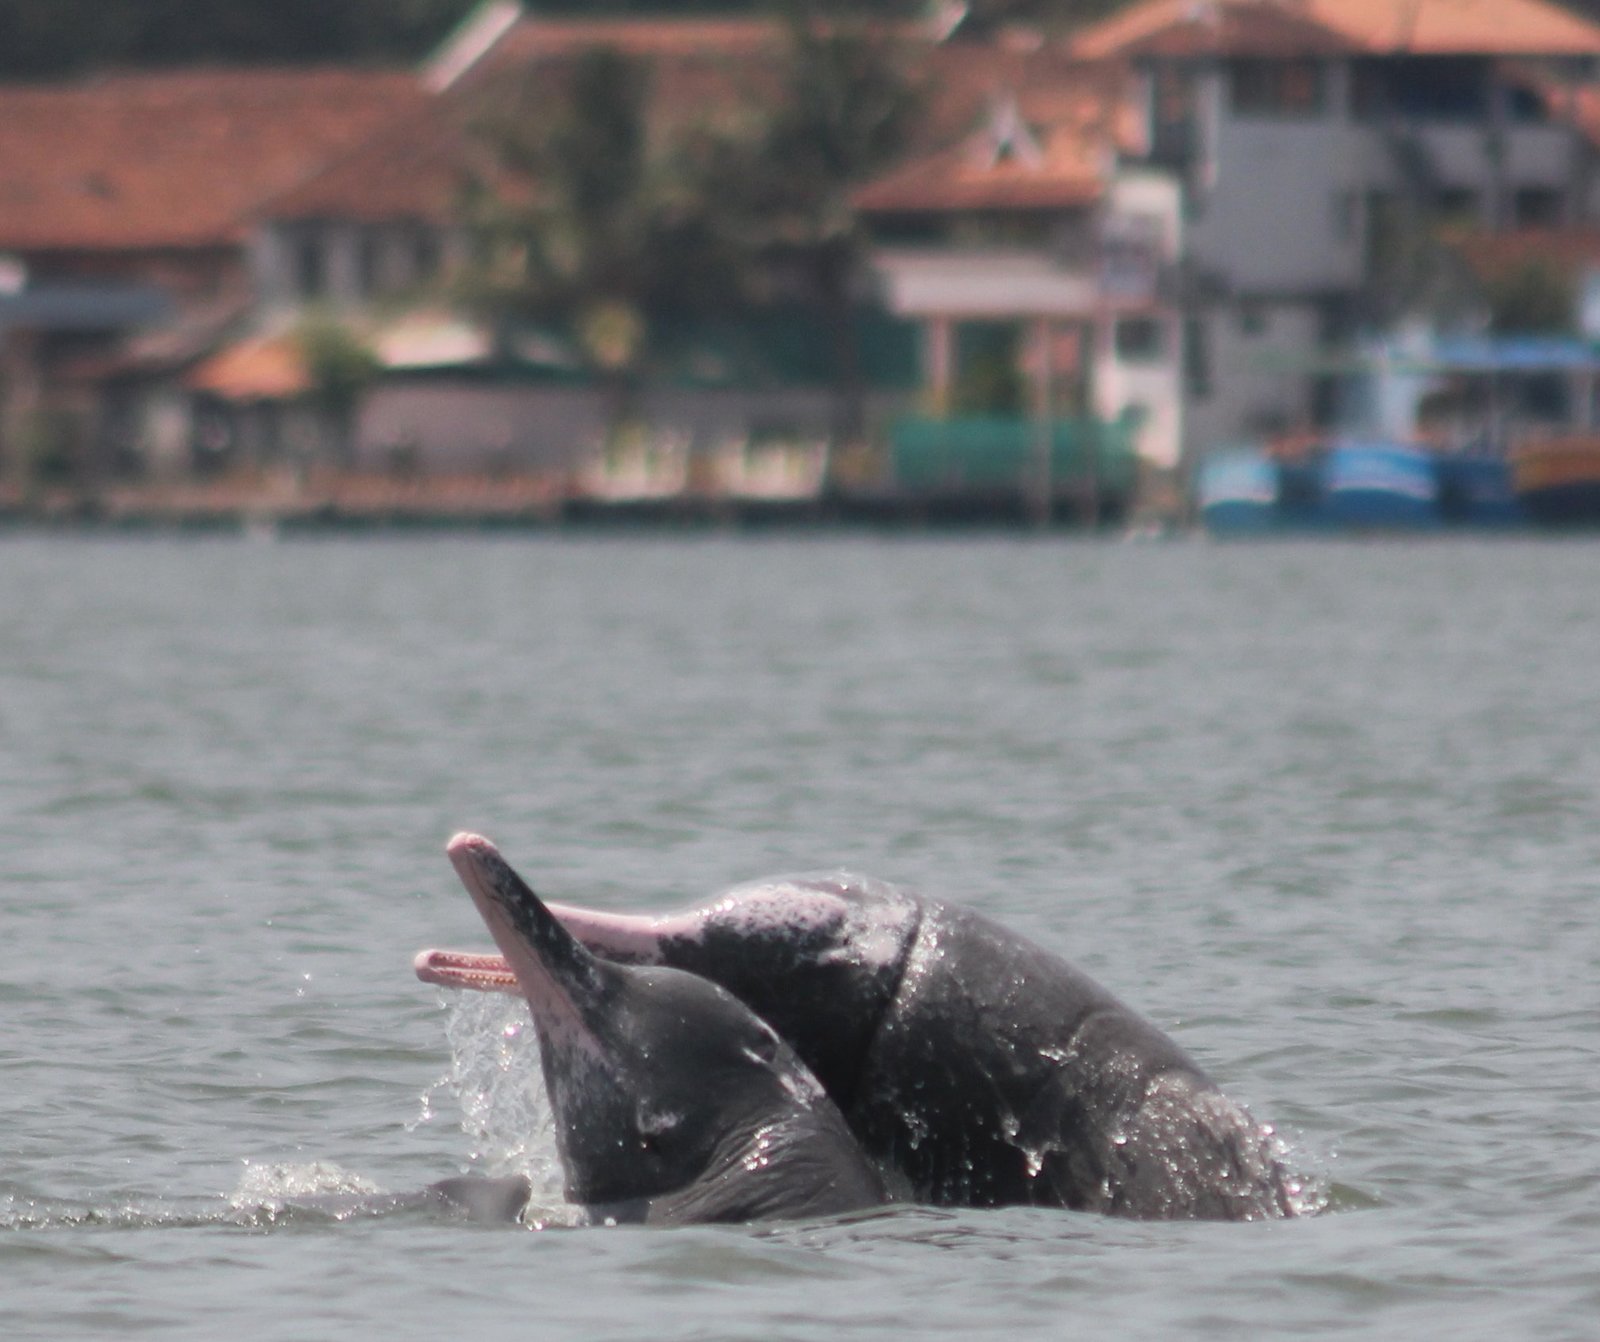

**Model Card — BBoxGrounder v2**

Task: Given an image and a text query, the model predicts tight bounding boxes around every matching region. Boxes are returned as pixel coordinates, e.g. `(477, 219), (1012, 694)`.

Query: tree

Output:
(459, 46), (752, 438)
(750, 6), (923, 443)
(1482, 257), (1574, 335)
(294, 313), (380, 466)
(0, 0), (483, 77)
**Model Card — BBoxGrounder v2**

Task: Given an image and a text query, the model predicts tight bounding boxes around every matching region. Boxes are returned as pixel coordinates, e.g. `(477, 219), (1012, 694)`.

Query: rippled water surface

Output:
(2, 534), (1597, 1340)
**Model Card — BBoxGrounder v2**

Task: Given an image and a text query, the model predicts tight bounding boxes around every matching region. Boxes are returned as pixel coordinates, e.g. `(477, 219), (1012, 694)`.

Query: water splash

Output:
(413, 990), (572, 1222)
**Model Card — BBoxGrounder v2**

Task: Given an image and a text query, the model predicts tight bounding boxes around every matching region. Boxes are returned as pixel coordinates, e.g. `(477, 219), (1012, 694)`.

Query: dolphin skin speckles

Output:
(419, 870), (1301, 1221)
(436, 836), (885, 1225)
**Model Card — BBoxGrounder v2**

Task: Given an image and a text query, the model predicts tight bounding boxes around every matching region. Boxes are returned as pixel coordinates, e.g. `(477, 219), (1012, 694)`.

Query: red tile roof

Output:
(0, 67), (425, 253)
(262, 102), (467, 225)
(855, 86), (1120, 213)
(261, 16), (1110, 226)
(1072, 0), (1600, 59)
(186, 329), (310, 401)
(1073, 1), (1354, 59)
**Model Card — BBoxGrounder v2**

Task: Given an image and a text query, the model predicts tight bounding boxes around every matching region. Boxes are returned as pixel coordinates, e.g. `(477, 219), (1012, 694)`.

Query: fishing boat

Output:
(1509, 433), (1600, 525)
(1321, 440), (1441, 529)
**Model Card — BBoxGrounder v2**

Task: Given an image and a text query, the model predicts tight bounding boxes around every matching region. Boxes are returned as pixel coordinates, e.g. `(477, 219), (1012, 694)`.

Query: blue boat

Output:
(1322, 441), (1440, 529)
(1195, 450), (1282, 534)
(1198, 439), (1525, 534)
(1434, 454), (1527, 527)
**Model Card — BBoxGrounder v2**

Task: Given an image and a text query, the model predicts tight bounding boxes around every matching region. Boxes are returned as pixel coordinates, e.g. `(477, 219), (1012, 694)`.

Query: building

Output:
(12, 0), (1600, 517)
(0, 66), (426, 484)
(854, 69), (1184, 502)
(1070, 0), (1600, 463)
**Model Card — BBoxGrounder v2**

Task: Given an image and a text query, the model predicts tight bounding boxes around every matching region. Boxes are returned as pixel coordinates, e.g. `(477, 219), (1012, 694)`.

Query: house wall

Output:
(1101, 172), (1185, 468)
(1168, 56), (1598, 462)
(1184, 62), (1591, 300)
(1181, 301), (1323, 454)
(1184, 65), (1369, 295)
(1096, 315), (1183, 469)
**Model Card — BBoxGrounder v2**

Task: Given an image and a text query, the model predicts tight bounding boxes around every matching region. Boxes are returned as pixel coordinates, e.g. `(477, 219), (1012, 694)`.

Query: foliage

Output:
(744, 4), (927, 439)
(459, 46), (754, 402)
(0, 0), (481, 78)
(0, 1), (1138, 79)
(1481, 258), (1575, 335)
(294, 315), (381, 415)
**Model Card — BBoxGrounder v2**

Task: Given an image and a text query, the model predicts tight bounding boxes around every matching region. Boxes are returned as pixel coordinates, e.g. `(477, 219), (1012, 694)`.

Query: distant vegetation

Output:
(459, 13), (925, 442)
(0, 0), (1137, 79)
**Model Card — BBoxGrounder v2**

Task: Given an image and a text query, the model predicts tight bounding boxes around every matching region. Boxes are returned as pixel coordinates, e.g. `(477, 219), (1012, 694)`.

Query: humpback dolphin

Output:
(438, 836), (886, 1225)
(419, 870), (1300, 1220)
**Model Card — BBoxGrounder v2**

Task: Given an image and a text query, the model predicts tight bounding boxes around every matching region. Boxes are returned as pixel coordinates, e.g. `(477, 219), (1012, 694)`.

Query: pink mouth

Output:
(413, 948), (520, 994)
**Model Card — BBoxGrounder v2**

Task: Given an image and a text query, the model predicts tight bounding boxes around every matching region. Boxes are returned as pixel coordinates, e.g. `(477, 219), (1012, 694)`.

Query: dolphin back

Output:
(854, 900), (1296, 1219)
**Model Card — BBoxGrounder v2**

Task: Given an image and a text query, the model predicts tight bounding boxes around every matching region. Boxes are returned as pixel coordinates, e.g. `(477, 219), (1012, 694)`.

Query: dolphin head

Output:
(443, 834), (859, 1216)
(419, 869), (923, 1116)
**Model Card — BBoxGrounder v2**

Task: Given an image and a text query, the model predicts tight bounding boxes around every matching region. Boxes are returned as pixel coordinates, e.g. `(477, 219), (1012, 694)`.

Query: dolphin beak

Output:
(445, 833), (609, 1033)
(413, 948), (521, 994)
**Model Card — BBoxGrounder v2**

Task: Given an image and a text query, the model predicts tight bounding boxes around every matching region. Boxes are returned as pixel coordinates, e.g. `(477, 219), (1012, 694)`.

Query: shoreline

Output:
(0, 471), (1137, 535)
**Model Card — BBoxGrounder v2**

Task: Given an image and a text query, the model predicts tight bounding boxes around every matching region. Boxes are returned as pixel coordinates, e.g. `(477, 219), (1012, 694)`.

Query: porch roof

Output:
(186, 332), (309, 402)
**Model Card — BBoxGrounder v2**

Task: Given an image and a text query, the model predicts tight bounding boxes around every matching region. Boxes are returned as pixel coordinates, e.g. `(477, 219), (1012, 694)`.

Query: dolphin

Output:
(435, 836), (886, 1225)
(418, 869), (1301, 1220)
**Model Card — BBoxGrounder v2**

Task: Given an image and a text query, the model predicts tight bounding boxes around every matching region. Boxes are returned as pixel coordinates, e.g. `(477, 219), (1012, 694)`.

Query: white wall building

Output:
(1073, 0), (1600, 465)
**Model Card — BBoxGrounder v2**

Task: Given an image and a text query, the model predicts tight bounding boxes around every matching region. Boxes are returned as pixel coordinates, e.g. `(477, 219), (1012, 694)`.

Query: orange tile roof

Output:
(1072, 1), (1354, 59)
(260, 17), (800, 226)
(59, 17), (1134, 237)
(854, 141), (1106, 213)
(1304, 0), (1600, 56)
(186, 330), (309, 401)
(264, 17), (1123, 226)
(262, 102), (467, 225)
(486, 16), (782, 63)
(0, 67), (425, 253)
(857, 61), (1132, 215)
(1072, 0), (1600, 59)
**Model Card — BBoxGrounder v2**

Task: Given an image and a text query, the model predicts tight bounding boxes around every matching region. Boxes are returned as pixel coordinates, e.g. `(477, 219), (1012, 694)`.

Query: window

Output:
(412, 231), (442, 283)
(294, 234), (325, 299)
(1183, 316), (1212, 399)
(359, 231), (384, 297)
(1237, 305), (1270, 338)
(1436, 188), (1481, 228)
(1229, 60), (1324, 117)
(1514, 187), (1564, 228)
(1115, 315), (1166, 363)
(1351, 57), (1489, 121)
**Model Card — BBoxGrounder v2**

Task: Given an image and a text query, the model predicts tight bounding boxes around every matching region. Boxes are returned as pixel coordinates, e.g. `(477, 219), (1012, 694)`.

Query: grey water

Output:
(1, 533), (1596, 1340)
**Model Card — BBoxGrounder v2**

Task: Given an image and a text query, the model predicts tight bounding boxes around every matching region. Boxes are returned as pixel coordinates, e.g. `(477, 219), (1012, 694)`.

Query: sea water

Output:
(1, 533), (1596, 1340)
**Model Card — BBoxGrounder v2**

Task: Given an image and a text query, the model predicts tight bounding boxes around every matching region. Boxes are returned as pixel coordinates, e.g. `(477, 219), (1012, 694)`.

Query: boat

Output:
(1510, 434), (1600, 525)
(1197, 437), (1528, 535)
(1434, 453), (1526, 527)
(1194, 449), (1283, 534)
(1321, 440), (1441, 529)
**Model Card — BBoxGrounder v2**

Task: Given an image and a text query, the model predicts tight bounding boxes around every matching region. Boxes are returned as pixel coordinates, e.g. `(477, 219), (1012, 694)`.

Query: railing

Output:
(888, 415), (1139, 496)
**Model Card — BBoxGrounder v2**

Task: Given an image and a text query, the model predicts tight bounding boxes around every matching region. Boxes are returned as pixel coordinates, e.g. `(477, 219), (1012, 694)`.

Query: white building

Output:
(1072, 0), (1600, 464)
